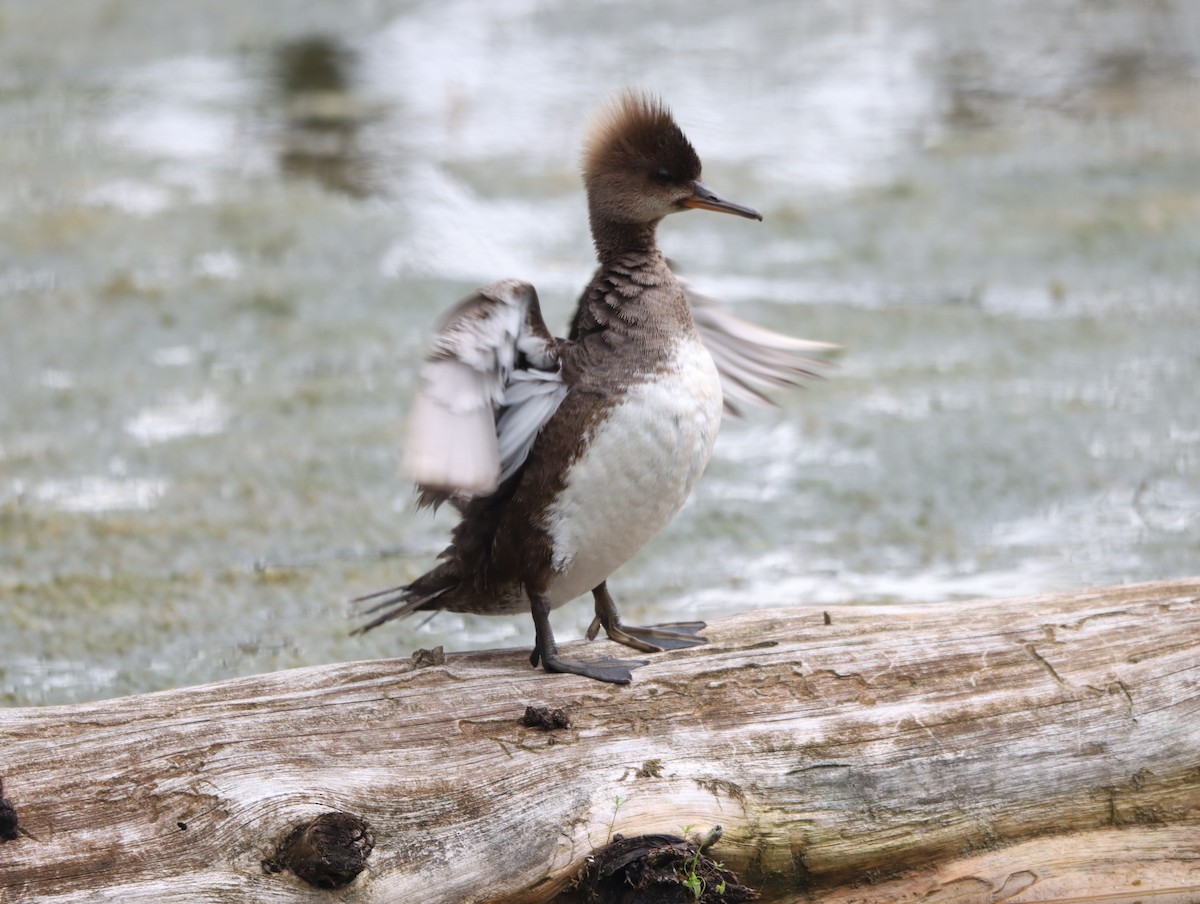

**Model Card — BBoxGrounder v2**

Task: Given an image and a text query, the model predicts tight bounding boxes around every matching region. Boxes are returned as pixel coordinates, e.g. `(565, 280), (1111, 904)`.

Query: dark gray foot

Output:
(529, 644), (647, 684)
(586, 618), (708, 652)
(529, 591), (647, 684)
(587, 583), (708, 654)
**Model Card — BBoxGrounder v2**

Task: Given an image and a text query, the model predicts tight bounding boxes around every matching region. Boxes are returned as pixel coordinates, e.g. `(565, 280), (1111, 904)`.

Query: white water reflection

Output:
(85, 179), (173, 216)
(684, 553), (1069, 613)
(192, 249), (243, 280)
(28, 476), (168, 513)
(104, 56), (253, 162)
(151, 345), (199, 367)
(124, 393), (230, 446)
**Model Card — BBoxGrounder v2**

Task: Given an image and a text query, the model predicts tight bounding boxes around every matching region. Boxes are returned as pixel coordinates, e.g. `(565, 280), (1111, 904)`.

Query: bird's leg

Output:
(585, 581), (708, 653)
(529, 591), (646, 684)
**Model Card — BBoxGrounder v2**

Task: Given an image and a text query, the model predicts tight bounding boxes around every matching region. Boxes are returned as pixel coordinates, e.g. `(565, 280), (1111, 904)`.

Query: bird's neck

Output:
(570, 214), (690, 345)
(588, 214), (660, 265)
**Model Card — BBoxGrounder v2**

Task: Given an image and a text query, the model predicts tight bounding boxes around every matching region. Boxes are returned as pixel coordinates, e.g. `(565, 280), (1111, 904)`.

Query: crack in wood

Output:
(1023, 643), (1068, 685)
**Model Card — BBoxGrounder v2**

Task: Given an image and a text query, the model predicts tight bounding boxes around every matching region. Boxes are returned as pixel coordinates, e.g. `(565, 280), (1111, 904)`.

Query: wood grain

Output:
(1, 579), (1198, 903)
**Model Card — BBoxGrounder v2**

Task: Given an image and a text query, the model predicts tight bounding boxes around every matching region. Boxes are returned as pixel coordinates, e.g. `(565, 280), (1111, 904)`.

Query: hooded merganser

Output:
(355, 92), (833, 683)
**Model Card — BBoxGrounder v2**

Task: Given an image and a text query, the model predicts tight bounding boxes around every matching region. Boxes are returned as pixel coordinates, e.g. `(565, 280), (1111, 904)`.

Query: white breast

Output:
(543, 338), (723, 607)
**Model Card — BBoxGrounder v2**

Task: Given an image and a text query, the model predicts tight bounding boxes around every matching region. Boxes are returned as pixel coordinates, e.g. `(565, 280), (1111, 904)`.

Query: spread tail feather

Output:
(351, 563), (459, 634)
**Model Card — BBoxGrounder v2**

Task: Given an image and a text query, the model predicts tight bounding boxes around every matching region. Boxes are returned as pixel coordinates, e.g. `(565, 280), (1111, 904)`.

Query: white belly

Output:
(543, 338), (723, 606)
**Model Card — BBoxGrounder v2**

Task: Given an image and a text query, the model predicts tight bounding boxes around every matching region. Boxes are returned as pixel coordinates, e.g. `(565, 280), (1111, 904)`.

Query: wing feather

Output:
(496, 371), (569, 484)
(404, 279), (565, 507)
(682, 278), (839, 416)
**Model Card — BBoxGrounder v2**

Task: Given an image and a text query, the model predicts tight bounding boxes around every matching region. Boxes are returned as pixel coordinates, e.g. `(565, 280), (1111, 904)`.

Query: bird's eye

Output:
(653, 168), (673, 184)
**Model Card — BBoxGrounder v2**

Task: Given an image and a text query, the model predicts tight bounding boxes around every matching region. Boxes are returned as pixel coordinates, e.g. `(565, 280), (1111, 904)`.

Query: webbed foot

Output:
(587, 582), (708, 653)
(528, 590), (648, 684)
(586, 618), (708, 652)
(530, 644), (647, 684)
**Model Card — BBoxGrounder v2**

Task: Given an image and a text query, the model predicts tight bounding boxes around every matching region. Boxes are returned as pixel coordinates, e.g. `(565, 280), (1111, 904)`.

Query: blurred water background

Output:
(2, 1), (1198, 706)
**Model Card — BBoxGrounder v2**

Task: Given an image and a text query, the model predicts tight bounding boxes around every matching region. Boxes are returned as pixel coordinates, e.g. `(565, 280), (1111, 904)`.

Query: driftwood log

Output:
(1, 578), (1198, 903)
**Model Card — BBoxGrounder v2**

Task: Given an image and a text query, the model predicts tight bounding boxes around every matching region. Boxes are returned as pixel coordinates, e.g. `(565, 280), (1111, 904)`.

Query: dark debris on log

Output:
(572, 829), (758, 904)
(0, 778), (20, 842)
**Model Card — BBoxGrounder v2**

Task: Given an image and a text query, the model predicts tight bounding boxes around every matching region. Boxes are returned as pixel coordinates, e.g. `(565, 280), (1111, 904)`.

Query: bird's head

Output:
(582, 91), (761, 229)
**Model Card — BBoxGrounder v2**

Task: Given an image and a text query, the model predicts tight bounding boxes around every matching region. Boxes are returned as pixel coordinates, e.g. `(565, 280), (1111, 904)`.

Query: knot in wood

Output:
(266, 811), (374, 889)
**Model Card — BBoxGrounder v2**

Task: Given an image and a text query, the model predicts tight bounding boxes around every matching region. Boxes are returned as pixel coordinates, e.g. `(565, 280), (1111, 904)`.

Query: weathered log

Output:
(1, 578), (1198, 903)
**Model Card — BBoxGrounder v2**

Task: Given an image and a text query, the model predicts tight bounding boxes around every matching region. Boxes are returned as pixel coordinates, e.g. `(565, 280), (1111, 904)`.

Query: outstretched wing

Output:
(405, 279), (567, 508)
(682, 278), (839, 416)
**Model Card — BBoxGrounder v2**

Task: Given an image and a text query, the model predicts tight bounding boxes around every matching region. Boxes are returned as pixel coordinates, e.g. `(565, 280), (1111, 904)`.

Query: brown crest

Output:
(582, 91), (701, 184)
